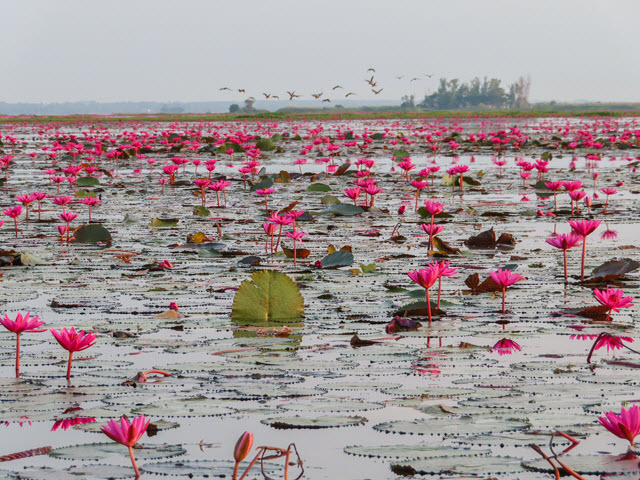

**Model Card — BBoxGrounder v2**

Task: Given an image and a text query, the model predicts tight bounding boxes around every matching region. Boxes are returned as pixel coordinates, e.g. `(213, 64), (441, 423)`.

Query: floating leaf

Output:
(523, 454), (640, 475)
(49, 443), (185, 461)
(20, 252), (45, 266)
(307, 183), (332, 192)
(345, 444), (490, 460)
(282, 247), (311, 259)
(432, 236), (460, 255)
(151, 218), (179, 227)
(359, 263), (377, 273)
(320, 204), (364, 216)
(255, 137), (276, 151)
(586, 257), (640, 282)
(74, 224), (112, 243)
(75, 177), (100, 186)
(465, 228), (496, 249)
(320, 195), (341, 204)
(192, 205), (210, 216)
(392, 149), (410, 160)
(319, 250), (354, 269)
(392, 455), (523, 476)
(249, 177), (274, 192)
(231, 270), (304, 323)
(262, 415), (367, 429)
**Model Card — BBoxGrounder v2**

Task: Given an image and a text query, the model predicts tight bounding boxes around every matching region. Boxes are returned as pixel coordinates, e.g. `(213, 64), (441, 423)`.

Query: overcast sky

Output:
(2, 0), (638, 103)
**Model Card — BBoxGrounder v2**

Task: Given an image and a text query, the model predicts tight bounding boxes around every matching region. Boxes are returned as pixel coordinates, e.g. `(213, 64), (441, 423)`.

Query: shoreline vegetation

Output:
(2, 106), (640, 124)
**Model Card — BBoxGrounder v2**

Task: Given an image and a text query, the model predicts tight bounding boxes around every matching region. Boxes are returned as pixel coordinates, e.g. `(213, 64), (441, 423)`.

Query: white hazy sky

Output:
(2, 0), (638, 103)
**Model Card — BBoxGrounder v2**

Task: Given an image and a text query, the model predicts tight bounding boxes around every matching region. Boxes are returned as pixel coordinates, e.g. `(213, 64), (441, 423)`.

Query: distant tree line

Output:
(417, 76), (531, 110)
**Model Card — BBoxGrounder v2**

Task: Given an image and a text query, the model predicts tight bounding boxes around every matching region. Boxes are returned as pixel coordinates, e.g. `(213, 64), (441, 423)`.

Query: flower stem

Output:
(563, 249), (568, 281)
(66, 351), (73, 379)
(426, 289), (432, 324)
(502, 287), (506, 314)
(128, 445), (140, 477)
(15, 333), (20, 378)
(580, 237), (587, 281)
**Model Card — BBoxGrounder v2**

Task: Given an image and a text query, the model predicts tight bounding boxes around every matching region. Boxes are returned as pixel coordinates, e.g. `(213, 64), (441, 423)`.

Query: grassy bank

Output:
(1, 109), (640, 125)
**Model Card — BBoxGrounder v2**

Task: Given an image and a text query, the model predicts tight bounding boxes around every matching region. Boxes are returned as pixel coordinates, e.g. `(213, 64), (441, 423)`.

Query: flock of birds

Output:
(218, 68), (435, 102)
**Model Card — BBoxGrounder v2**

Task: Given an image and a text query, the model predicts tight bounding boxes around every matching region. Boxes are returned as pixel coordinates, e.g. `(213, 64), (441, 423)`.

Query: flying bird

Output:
(367, 68), (376, 73)
(423, 73), (433, 78)
(332, 85), (343, 90)
(372, 88), (383, 95)
(287, 91), (301, 100)
(365, 76), (376, 86)
(262, 93), (272, 99)
(322, 98), (331, 103)
(345, 92), (356, 97)
(272, 95), (280, 99)
(238, 88), (246, 93)
(410, 77), (420, 82)
(219, 87), (232, 91)
(395, 75), (405, 80)
(311, 93), (323, 99)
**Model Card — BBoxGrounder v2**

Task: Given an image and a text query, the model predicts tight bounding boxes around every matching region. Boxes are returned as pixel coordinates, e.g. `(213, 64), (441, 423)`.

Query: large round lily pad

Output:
(231, 270), (304, 324)
(48, 443), (185, 461)
(262, 415), (367, 429)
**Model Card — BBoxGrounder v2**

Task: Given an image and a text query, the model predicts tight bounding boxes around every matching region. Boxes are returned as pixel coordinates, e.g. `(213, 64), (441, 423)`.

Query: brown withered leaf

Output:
(585, 258), (640, 283)
(465, 228), (496, 249)
(333, 163), (351, 176)
(496, 233), (516, 246)
(350, 334), (377, 347)
(464, 273), (480, 291)
(282, 247), (311, 259)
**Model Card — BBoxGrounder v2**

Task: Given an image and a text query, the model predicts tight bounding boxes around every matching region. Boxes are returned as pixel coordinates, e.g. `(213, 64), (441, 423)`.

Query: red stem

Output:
(426, 288), (432, 324)
(15, 333), (20, 378)
(128, 445), (140, 477)
(580, 237), (586, 281)
(502, 287), (506, 314)
(66, 351), (73, 379)
(563, 249), (568, 281)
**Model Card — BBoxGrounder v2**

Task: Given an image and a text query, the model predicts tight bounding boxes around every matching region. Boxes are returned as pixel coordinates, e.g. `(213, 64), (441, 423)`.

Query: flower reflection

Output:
(491, 338), (522, 355)
(601, 228), (618, 240)
(51, 417), (97, 431)
(571, 334), (633, 352)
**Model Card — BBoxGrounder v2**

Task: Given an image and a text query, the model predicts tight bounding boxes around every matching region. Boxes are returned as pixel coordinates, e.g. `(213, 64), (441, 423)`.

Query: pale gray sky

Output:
(2, 0), (638, 103)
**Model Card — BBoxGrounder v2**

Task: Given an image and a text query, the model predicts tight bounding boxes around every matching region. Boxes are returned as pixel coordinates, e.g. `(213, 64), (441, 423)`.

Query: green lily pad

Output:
(320, 204), (364, 216)
(319, 250), (354, 269)
(150, 217), (179, 227)
(307, 183), (332, 192)
(73, 224), (112, 243)
(262, 415), (367, 429)
(392, 455), (523, 476)
(231, 270), (304, 323)
(76, 177), (100, 186)
(49, 443), (185, 461)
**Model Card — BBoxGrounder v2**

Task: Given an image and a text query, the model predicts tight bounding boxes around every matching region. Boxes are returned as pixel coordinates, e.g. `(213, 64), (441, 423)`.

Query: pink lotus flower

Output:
(569, 220), (601, 281)
(408, 267), (439, 323)
(429, 260), (458, 309)
(593, 286), (634, 321)
(80, 197), (100, 221)
(52, 196), (73, 212)
(50, 327), (96, 378)
(491, 338), (522, 355)
(285, 229), (306, 265)
(598, 405), (640, 446)
(600, 187), (617, 213)
(3, 206), (23, 237)
(255, 188), (275, 214)
(546, 233), (581, 280)
(344, 187), (361, 206)
(489, 269), (525, 314)
(101, 415), (150, 476)
(1, 312), (46, 377)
